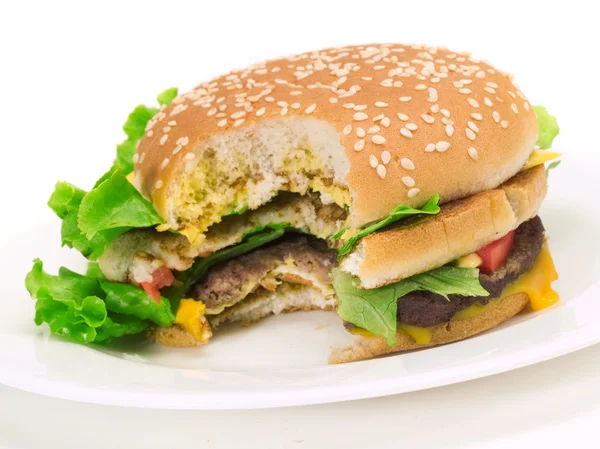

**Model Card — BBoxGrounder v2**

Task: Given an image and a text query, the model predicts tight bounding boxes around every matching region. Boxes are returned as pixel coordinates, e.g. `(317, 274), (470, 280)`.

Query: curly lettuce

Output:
(533, 105), (559, 149)
(25, 259), (174, 344)
(332, 266), (489, 345)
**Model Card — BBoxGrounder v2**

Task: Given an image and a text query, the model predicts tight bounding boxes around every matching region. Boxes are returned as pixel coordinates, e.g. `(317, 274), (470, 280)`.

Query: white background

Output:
(1, 1), (599, 448)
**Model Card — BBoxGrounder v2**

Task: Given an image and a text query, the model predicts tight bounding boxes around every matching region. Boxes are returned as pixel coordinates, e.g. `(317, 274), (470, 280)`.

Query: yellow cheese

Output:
(522, 149), (561, 170)
(176, 299), (211, 342)
(126, 171), (136, 184)
(502, 243), (559, 310)
(398, 323), (432, 344)
(455, 253), (483, 268)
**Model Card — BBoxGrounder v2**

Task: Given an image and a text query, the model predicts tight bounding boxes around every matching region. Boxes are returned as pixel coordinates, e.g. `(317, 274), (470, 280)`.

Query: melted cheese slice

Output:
(349, 244), (559, 343)
(501, 243), (559, 310)
(176, 299), (211, 342)
(522, 149), (561, 170)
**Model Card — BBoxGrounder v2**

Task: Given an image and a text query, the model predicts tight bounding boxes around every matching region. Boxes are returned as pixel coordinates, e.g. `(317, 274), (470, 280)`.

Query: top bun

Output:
(134, 43), (537, 241)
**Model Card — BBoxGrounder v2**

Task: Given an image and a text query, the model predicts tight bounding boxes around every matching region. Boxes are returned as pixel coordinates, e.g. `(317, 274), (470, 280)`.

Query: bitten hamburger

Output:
(25, 43), (561, 363)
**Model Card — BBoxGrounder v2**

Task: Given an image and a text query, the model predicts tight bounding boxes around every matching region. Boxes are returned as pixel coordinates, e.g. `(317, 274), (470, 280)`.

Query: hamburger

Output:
(25, 43), (561, 363)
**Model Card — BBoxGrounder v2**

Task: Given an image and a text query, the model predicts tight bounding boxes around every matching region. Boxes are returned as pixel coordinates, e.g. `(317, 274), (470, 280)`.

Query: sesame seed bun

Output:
(134, 43), (538, 237)
(342, 165), (547, 288)
(328, 292), (530, 364)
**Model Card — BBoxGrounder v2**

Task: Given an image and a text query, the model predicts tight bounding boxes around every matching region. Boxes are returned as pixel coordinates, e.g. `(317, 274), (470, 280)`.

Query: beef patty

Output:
(397, 216), (545, 327)
(191, 235), (337, 312)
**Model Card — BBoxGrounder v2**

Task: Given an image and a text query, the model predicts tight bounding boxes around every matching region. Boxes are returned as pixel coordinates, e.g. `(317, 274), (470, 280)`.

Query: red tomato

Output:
(476, 230), (515, 273)
(151, 266), (175, 289)
(140, 282), (161, 304)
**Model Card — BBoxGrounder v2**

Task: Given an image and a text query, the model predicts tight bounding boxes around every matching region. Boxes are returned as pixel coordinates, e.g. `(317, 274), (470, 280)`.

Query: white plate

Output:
(0, 152), (598, 410)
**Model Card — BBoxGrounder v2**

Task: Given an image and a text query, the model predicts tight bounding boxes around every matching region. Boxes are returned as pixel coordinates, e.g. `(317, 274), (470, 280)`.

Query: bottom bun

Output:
(328, 292), (530, 364)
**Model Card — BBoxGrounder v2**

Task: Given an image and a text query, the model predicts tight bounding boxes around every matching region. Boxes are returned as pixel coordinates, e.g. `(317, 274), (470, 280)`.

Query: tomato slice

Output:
(140, 282), (161, 304)
(476, 230), (515, 273)
(151, 266), (175, 289)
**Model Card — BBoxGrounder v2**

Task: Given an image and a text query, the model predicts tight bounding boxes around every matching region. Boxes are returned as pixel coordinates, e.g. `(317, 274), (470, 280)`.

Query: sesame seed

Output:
(343, 103), (355, 109)
(402, 176), (415, 187)
(372, 135), (386, 144)
(441, 108), (450, 117)
(354, 112), (368, 121)
(305, 104), (316, 114)
(430, 104), (440, 113)
(524, 101), (530, 112)
(471, 112), (483, 120)
(184, 153), (196, 160)
(501, 120), (509, 128)
(381, 151), (391, 164)
(172, 145), (182, 155)
(215, 112), (226, 118)
(147, 130), (153, 137)
(373, 114), (385, 122)
(343, 124), (352, 136)
(459, 88), (472, 94)
(367, 126), (380, 134)
(132, 153), (139, 163)
(265, 96), (274, 102)
(436, 141), (450, 152)
(496, 96), (504, 103)
(234, 118), (245, 126)
(468, 121), (479, 132)
(280, 107), (288, 116)
(354, 104), (368, 111)
(421, 113), (435, 124)
(415, 84), (427, 91)
(467, 98), (479, 108)
(406, 123), (418, 131)
(484, 87), (496, 94)
(441, 117), (454, 126)
(408, 188), (420, 198)
(401, 158), (415, 170)
(354, 139), (365, 151)
(231, 111), (246, 119)
(207, 108), (217, 117)
(163, 126), (171, 133)
(468, 147), (479, 160)
(377, 164), (387, 179)
(160, 135), (168, 145)
(369, 155), (378, 168)
(400, 128), (413, 138)
(168, 120), (177, 126)
(397, 113), (409, 121)
(445, 125), (454, 137)
(486, 81), (499, 88)
(492, 111), (500, 122)
(154, 180), (163, 189)
(256, 107), (266, 117)
(291, 102), (300, 109)
(453, 81), (464, 88)
(399, 96), (412, 102)
(161, 158), (170, 169)
(290, 90), (302, 96)
(466, 128), (477, 140)
(511, 103), (519, 114)
(425, 143), (436, 152)
(475, 70), (486, 79)
(393, 81), (404, 87)
(380, 117), (391, 127)
(329, 97), (338, 103)
(356, 127), (366, 137)
(508, 91), (517, 99)
(484, 97), (493, 107)
(217, 119), (227, 127)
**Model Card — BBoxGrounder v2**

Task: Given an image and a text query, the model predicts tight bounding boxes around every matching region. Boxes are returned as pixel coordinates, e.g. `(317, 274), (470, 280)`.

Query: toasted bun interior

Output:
(328, 292), (530, 364)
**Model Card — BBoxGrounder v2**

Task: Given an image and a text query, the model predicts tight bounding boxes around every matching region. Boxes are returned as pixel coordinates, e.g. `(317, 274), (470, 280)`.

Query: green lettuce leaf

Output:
(85, 262), (105, 279)
(337, 195), (441, 258)
(78, 168), (162, 240)
(157, 87), (178, 106)
(25, 259), (174, 345)
(533, 105), (559, 149)
(99, 280), (175, 327)
(332, 265), (489, 345)
(115, 87), (178, 173)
